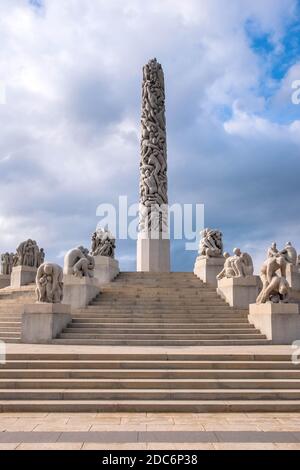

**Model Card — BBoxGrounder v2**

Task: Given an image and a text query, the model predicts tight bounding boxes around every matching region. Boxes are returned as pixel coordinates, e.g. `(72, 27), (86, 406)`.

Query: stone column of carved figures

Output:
(249, 244), (300, 344)
(62, 246), (100, 309)
(194, 228), (225, 287)
(90, 228), (119, 285)
(137, 58), (170, 272)
(216, 248), (261, 309)
(10, 240), (45, 288)
(21, 262), (71, 344)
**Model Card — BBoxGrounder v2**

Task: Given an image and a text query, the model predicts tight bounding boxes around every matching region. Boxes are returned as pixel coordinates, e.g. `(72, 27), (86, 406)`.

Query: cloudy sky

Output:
(0, 0), (300, 272)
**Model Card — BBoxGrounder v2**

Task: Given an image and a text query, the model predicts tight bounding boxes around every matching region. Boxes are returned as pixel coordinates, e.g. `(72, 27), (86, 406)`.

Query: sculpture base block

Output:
(249, 303), (300, 344)
(0, 274), (10, 289)
(11, 266), (37, 288)
(93, 256), (119, 284)
(218, 276), (261, 309)
(137, 237), (170, 273)
(194, 257), (224, 287)
(286, 265), (300, 303)
(21, 303), (71, 344)
(63, 275), (100, 308)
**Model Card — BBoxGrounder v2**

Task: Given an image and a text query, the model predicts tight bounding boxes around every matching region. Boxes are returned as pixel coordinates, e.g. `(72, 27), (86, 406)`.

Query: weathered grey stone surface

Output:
(64, 247), (94, 278)
(21, 303), (71, 344)
(218, 275), (261, 309)
(10, 266), (37, 288)
(0, 274), (10, 289)
(36, 263), (63, 303)
(194, 256), (225, 287)
(249, 303), (300, 344)
(93, 255), (119, 284)
(63, 275), (100, 309)
(137, 238), (170, 273)
(91, 228), (116, 258)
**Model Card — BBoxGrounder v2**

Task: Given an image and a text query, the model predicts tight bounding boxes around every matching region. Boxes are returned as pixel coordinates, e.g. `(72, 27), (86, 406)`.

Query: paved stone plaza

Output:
(1, 409), (300, 450)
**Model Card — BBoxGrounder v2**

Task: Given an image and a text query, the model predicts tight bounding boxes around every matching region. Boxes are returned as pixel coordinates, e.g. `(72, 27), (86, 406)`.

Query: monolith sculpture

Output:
(137, 58), (170, 272)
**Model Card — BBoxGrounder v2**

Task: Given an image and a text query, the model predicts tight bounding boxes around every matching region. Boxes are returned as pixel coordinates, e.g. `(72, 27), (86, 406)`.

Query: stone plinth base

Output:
(94, 256), (120, 284)
(286, 265), (300, 304)
(63, 275), (100, 308)
(0, 274), (10, 289)
(194, 257), (224, 287)
(218, 276), (261, 309)
(249, 303), (300, 344)
(11, 266), (37, 288)
(137, 237), (170, 273)
(21, 303), (71, 344)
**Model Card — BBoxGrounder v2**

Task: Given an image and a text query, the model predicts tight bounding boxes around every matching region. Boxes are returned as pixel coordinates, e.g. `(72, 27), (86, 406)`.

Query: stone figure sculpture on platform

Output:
(217, 248), (254, 280)
(256, 252), (289, 304)
(0, 252), (14, 275)
(281, 242), (297, 266)
(198, 229), (223, 259)
(64, 247), (95, 278)
(91, 228), (116, 259)
(36, 263), (64, 303)
(139, 58), (168, 234)
(14, 240), (45, 268)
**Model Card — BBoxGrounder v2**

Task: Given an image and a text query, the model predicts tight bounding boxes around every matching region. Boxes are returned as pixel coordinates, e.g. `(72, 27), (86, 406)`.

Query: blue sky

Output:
(0, 0), (300, 272)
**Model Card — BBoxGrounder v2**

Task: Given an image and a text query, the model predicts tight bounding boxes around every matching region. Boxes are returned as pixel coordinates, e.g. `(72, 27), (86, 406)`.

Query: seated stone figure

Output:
(256, 255), (289, 304)
(198, 228), (223, 259)
(217, 248), (254, 280)
(64, 246), (95, 278)
(281, 242), (297, 266)
(36, 263), (63, 303)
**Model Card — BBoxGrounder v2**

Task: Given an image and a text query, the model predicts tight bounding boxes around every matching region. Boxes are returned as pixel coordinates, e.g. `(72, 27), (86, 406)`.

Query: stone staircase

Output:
(0, 285), (36, 343)
(0, 351), (300, 412)
(54, 272), (269, 346)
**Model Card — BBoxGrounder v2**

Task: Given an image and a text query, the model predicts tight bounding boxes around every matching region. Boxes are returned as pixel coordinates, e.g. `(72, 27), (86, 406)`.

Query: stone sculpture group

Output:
(198, 229), (223, 259)
(217, 248), (254, 280)
(197, 228), (299, 305)
(0, 252), (14, 275)
(91, 228), (116, 259)
(14, 240), (44, 268)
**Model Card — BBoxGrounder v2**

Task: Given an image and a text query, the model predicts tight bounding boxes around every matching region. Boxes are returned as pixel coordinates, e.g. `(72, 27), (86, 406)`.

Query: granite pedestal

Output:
(194, 257), (225, 287)
(249, 303), (300, 344)
(63, 275), (100, 309)
(21, 303), (71, 344)
(11, 266), (37, 288)
(218, 275), (261, 309)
